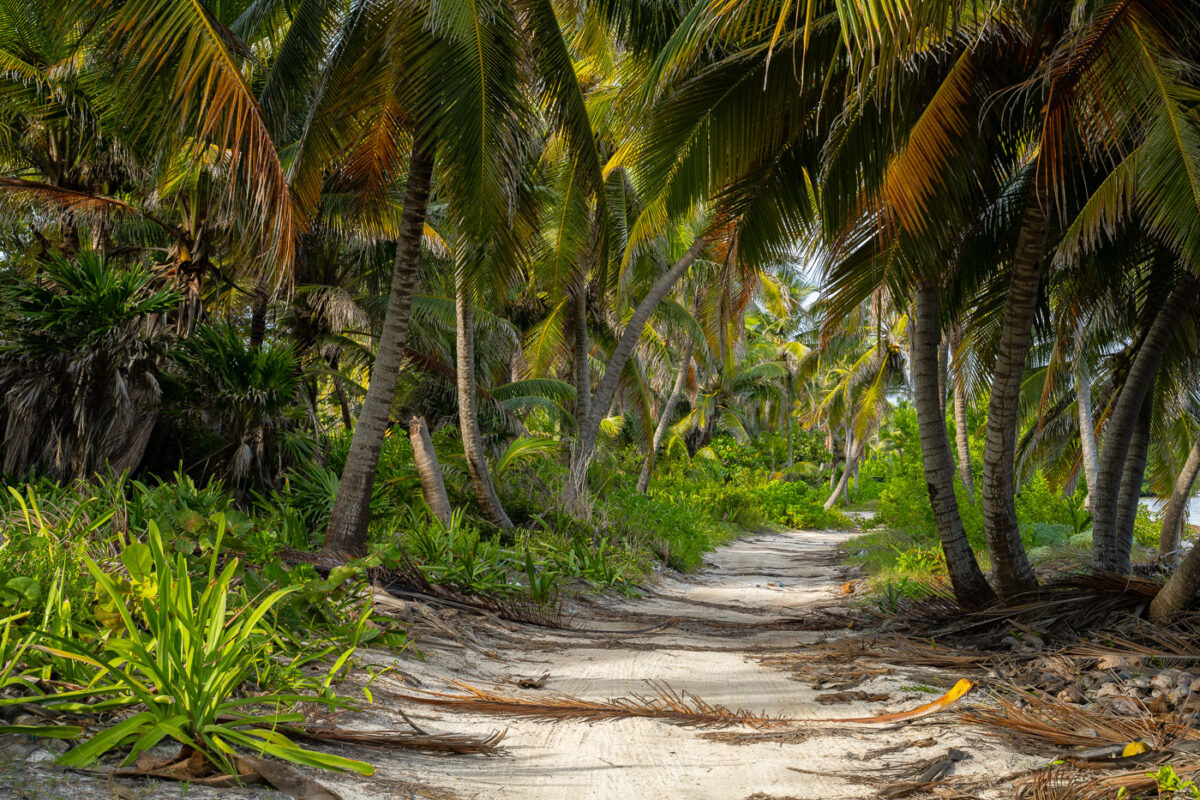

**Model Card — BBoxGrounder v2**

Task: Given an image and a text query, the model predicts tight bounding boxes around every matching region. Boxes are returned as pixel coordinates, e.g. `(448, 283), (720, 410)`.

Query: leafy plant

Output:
(30, 520), (373, 777)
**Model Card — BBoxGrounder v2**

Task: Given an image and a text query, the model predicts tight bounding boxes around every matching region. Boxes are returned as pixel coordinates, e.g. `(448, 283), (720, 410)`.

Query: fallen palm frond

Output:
(961, 687), (1200, 750)
(869, 574), (1163, 642)
(284, 724), (505, 755)
(392, 678), (975, 730)
(1018, 760), (1200, 800)
(391, 679), (789, 729)
(812, 678), (975, 724)
(371, 557), (566, 628)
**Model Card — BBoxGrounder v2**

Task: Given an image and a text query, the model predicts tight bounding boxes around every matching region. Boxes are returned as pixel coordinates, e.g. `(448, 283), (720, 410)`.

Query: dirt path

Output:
(334, 528), (1039, 800)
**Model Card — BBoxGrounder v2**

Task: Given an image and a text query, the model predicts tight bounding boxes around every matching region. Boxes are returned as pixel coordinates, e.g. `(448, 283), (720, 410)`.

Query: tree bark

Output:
(912, 284), (997, 608)
(1092, 275), (1194, 573)
(1112, 394), (1152, 564)
(409, 414), (452, 527)
(638, 342), (693, 493)
(980, 198), (1044, 601)
(566, 235), (708, 510)
(1074, 328), (1099, 512)
(456, 268), (513, 529)
(323, 138), (435, 557)
(571, 275), (591, 426)
(1151, 537), (1200, 620)
(1159, 438), (1200, 566)
(949, 325), (974, 496)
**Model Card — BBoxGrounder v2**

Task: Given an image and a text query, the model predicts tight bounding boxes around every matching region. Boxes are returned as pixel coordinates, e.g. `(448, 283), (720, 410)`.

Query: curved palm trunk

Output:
(1074, 330), (1100, 511)
(825, 433), (861, 510)
(1158, 439), (1200, 566)
(566, 235), (708, 510)
(980, 200), (1044, 601)
(949, 326), (974, 496)
(456, 269), (513, 529)
(323, 139), (435, 557)
(1092, 276), (1194, 573)
(637, 342), (693, 494)
(410, 414), (452, 527)
(913, 284), (996, 608)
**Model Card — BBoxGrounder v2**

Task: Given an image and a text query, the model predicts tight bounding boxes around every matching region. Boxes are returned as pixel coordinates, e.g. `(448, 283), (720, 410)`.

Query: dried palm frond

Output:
(391, 680), (788, 729)
(962, 688), (1200, 750)
(284, 725), (505, 755)
(1018, 761), (1200, 800)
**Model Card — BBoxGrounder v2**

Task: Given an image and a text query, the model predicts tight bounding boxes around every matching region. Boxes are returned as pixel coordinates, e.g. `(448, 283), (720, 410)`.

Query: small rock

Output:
(1097, 655), (1127, 670)
(1022, 634), (1045, 652)
(1151, 673), (1176, 692)
(43, 738), (69, 755)
(1129, 678), (1152, 690)
(1188, 676), (1200, 695)
(1108, 697), (1142, 716)
(1058, 685), (1086, 704)
(1170, 686), (1191, 706)
(26, 749), (54, 763)
(1117, 669), (1134, 681)
(1176, 671), (1193, 687)
(1096, 682), (1123, 698)
(1001, 636), (1020, 652)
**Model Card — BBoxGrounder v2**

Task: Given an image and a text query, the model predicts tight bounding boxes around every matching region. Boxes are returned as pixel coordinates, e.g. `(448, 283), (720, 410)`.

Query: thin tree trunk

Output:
(785, 377), (794, 468)
(1159, 439), (1200, 566)
(1092, 275), (1195, 573)
(637, 342), (692, 494)
(913, 284), (996, 608)
(456, 268), (513, 529)
(825, 434), (862, 510)
(566, 235), (708, 510)
(571, 275), (591, 426)
(981, 199), (1044, 601)
(323, 138), (435, 557)
(949, 325), (974, 496)
(410, 414), (452, 527)
(1075, 328), (1099, 511)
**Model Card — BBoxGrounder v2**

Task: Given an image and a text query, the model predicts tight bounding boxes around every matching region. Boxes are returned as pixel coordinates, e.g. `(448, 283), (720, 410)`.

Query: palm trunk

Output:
(980, 199), (1044, 601)
(1074, 329), (1099, 511)
(249, 279), (268, 351)
(638, 342), (693, 494)
(1092, 276), (1194, 573)
(1159, 439), (1200, 566)
(913, 284), (996, 608)
(784, 378), (794, 468)
(323, 138), (435, 557)
(937, 334), (948, 418)
(825, 433), (861, 511)
(949, 325), (974, 496)
(566, 235), (708, 510)
(1113, 395), (1152, 565)
(456, 268), (513, 529)
(571, 276), (591, 425)
(409, 414), (452, 527)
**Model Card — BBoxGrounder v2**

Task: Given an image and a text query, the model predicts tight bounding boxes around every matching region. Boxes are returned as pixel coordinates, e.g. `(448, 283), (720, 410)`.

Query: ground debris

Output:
(390, 679), (790, 728)
(816, 690), (891, 704)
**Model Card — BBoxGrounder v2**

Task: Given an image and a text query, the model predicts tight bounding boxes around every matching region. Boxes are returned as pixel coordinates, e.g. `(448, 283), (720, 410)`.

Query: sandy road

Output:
(332, 528), (1036, 800)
